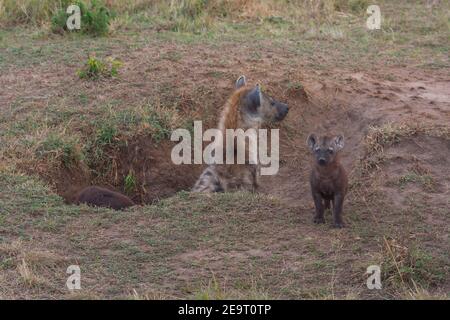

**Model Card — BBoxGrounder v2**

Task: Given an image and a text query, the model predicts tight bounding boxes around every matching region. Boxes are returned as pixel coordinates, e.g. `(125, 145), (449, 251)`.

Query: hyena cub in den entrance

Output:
(193, 75), (289, 192)
(74, 186), (135, 210)
(307, 134), (348, 228)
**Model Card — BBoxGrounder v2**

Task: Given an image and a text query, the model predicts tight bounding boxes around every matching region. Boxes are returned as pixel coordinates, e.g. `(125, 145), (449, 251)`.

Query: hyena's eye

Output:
(328, 148), (334, 154)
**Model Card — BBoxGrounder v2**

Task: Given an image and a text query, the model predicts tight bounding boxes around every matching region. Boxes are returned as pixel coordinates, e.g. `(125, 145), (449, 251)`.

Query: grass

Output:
(0, 0), (71, 26)
(77, 56), (123, 79)
(380, 238), (446, 293)
(192, 276), (271, 300)
(1, 1), (448, 68)
(0, 174), (296, 298)
(388, 172), (436, 192)
(0, 0), (449, 299)
(3, 172), (385, 299)
(17, 258), (45, 287)
(0, 97), (185, 186)
(35, 133), (83, 168)
(355, 122), (449, 175)
(124, 171), (137, 194)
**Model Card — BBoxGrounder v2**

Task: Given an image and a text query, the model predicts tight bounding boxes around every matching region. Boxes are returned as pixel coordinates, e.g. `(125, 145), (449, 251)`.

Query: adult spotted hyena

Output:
(192, 75), (289, 192)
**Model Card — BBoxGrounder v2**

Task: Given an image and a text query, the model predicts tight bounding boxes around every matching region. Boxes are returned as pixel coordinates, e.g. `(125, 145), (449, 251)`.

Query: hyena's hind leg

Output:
(192, 166), (224, 193)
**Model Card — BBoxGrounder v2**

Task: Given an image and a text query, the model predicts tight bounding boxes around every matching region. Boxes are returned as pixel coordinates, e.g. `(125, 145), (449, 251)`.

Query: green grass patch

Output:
(77, 56), (122, 80)
(35, 133), (83, 168)
(124, 171), (137, 195)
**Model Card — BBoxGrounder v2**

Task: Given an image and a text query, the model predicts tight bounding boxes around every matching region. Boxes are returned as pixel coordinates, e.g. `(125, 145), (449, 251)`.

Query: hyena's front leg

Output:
(332, 193), (345, 228)
(227, 164), (258, 192)
(248, 164), (259, 192)
(312, 191), (325, 224)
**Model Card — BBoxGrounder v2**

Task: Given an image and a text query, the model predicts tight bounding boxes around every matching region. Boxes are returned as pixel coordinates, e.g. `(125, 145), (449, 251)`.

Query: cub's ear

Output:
(334, 135), (345, 150)
(307, 133), (317, 151)
(235, 75), (247, 89)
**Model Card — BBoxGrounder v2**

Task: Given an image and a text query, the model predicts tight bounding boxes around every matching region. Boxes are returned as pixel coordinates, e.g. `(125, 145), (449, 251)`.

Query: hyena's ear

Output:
(307, 133), (317, 151)
(334, 135), (345, 151)
(235, 75), (247, 89)
(246, 84), (261, 109)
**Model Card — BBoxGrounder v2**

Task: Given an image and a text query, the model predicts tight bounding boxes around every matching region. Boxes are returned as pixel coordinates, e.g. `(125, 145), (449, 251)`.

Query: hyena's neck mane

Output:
(217, 86), (260, 164)
(218, 86), (259, 132)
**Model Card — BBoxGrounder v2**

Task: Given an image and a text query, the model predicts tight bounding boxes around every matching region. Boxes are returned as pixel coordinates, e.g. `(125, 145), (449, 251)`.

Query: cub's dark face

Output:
(307, 134), (344, 166)
(235, 75), (289, 124)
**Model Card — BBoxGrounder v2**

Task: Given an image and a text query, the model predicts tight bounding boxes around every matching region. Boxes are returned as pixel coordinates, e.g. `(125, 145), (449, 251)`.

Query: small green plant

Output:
(51, 0), (113, 36)
(78, 56), (122, 80)
(96, 123), (117, 145)
(110, 58), (123, 77)
(79, 0), (113, 36)
(50, 8), (69, 34)
(78, 56), (106, 80)
(124, 171), (137, 194)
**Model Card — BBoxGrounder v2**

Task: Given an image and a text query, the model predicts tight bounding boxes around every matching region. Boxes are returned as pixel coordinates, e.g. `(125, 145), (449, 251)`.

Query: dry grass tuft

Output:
(0, 0), (354, 30)
(17, 258), (47, 287)
(0, 0), (67, 26)
(355, 122), (449, 176)
(192, 275), (271, 300)
(380, 238), (444, 294)
(1, 241), (66, 288)
(402, 286), (448, 300)
(129, 289), (171, 300)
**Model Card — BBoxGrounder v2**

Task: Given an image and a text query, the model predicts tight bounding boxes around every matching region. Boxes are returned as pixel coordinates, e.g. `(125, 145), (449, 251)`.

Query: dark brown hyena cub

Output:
(74, 186), (134, 210)
(306, 134), (348, 228)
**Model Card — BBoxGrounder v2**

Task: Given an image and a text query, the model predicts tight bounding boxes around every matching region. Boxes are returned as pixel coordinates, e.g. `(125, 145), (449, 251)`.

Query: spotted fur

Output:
(192, 75), (288, 193)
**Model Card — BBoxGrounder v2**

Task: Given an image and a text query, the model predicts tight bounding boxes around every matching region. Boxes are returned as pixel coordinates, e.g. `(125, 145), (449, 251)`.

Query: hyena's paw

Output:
(313, 215), (325, 224)
(332, 221), (345, 228)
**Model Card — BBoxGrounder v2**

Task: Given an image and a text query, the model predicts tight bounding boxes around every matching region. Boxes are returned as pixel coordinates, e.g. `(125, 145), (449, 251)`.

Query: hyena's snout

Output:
(274, 101), (289, 121)
(318, 158), (327, 166)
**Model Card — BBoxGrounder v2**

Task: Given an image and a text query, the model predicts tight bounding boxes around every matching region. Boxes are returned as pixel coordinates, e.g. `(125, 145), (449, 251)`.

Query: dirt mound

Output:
(112, 139), (203, 203)
(379, 134), (449, 214)
(57, 139), (203, 205)
(50, 66), (448, 214)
